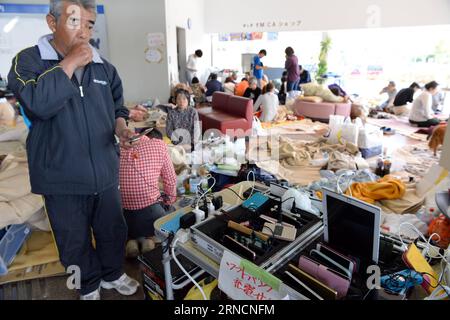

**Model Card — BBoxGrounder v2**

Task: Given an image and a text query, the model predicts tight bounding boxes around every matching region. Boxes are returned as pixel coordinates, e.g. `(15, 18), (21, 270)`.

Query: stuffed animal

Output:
(428, 124), (447, 156)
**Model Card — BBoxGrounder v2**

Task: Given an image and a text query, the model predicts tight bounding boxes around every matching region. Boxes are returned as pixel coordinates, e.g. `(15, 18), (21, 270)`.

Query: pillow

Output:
(298, 95), (324, 103)
(299, 83), (320, 96)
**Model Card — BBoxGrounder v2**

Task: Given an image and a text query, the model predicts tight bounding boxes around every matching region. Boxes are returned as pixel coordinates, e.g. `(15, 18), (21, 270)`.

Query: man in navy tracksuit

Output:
(8, 0), (139, 300)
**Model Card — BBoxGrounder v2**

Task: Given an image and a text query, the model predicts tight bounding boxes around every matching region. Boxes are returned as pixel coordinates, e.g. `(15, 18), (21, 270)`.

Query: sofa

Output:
(197, 92), (253, 137)
(292, 100), (351, 123)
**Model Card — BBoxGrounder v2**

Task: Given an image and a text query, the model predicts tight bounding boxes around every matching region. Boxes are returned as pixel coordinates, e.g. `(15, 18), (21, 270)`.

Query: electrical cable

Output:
(397, 222), (450, 299)
(171, 238), (207, 300)
(222, 187), (246, 201)
(397, 222), (449, 263)
(196, 174), (216, 208)
(247, 170), (256, 199)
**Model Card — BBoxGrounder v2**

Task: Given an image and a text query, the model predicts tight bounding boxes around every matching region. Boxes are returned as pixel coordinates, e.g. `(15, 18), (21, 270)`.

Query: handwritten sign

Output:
(218, 250), (287, 300)
(147, 33), (165, 48)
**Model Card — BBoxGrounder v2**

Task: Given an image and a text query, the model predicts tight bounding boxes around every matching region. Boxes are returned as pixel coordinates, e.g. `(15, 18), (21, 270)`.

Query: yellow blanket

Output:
(347, 176), (406, 204)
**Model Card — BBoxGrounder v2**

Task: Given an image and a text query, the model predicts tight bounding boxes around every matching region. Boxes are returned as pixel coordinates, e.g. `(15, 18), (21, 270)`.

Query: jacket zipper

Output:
(75, 69), (98, 193)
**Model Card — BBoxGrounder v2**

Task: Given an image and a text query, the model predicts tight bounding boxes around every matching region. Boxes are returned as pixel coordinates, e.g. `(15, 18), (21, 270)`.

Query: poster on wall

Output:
(250, 32), (263, 40)
(230, 33), (243, 41)
(145, 33), (165, 64)
(0, 3), (109, 78)
(267, 32), (279, 41)
(218, 33), (230, 42)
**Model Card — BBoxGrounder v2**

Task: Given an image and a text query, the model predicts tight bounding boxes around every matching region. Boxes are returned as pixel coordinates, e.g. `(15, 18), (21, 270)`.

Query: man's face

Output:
(47, 2), (96, 53)
(259, 53), (265, 59)
(250, 83), (257, 90)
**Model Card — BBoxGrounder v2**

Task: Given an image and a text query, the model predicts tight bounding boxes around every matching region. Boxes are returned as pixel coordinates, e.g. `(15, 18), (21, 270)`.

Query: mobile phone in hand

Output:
(129, 127), (154, 143)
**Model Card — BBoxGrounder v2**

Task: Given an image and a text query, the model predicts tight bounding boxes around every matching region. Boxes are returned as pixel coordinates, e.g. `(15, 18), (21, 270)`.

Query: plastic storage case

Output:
(190, 195), (323, 269)
(0, 224), (31, 276)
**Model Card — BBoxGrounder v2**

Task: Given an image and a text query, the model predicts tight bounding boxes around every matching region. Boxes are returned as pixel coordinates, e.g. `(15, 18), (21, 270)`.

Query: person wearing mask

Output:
(284, 47), (300, 92)
(253, 49), (267, 88)
(254, 83), (279, 122)
(298, 65), (311, 86)
(186, 49), (203, 84)
(205, 73), (223, 100)
(409, 81), (442, 127)
(7, 0), (138, 300)
(393, 82), (421, 115)
(244, 78), (262, 103)
(119, 128), (177, 258)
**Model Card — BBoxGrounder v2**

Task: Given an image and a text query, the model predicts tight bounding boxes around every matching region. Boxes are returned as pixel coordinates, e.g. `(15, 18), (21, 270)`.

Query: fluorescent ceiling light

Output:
(3, 17), (20, 34)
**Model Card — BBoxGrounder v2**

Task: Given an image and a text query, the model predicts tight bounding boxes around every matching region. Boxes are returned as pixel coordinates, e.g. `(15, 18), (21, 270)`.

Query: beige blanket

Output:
(250, 136), (367, 186)
(0, 151), (45, 229)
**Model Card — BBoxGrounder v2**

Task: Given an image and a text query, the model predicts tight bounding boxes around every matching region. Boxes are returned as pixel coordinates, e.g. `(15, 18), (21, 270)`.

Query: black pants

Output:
(44, 186), (127, 295)
(123, 203), (166, 239)
(409, 118), (441, 128)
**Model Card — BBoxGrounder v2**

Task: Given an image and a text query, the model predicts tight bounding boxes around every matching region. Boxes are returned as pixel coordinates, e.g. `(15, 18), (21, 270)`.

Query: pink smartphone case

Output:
(298, 255), (350, 299)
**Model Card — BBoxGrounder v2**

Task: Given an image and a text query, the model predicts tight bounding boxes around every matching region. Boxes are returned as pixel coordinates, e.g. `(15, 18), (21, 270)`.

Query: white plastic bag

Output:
(281, 189), (320, 215)
(252, 116), (267, 136)
(328, 115), (345, 144)
(328, 116), (359, 145)
(358, 124), (383, 149)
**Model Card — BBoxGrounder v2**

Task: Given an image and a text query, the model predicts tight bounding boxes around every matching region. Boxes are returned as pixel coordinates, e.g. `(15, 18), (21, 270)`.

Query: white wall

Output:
(205, 0), (450, 33)
(105, 0), (169, 103)
(165, 0), (211, 84)
(3, 0), (171, 103)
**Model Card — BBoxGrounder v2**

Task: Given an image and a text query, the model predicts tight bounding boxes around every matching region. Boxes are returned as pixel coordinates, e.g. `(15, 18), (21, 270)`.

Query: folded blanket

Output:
(347, 175), (406, 204)
(0, 152), (45, 229)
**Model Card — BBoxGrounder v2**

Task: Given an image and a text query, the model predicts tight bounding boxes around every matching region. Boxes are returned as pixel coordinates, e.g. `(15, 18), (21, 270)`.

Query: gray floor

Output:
(0, 258), (145, 300)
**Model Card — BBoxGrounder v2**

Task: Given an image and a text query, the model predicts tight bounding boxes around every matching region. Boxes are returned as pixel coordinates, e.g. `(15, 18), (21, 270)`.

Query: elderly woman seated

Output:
(158, 89), (200, 151)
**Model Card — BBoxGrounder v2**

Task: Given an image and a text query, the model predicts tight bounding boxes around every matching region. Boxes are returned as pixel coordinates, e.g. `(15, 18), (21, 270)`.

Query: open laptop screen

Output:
(323, 189), (381, 264)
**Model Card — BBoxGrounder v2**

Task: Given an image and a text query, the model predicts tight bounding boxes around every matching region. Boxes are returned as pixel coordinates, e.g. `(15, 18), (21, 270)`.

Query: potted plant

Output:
(316, 35), (332, 84)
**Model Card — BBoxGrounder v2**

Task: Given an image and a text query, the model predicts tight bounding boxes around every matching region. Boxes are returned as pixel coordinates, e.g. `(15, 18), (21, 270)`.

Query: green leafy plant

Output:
(316, 35), (332, 83)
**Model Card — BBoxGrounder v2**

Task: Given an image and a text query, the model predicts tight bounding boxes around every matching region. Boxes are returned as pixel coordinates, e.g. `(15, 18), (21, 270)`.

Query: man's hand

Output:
(59, 43), (93, 78)
(115, 117), (139, 149)
(117, 127), (139, 149)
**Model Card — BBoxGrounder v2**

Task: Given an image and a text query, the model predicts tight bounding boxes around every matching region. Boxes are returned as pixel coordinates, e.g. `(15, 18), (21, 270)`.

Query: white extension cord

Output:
(171, 237), (207, 300)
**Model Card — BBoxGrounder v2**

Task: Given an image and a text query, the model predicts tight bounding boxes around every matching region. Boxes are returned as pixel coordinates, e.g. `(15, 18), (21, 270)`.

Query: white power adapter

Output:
(192, 207), (205, 224)
(173, 229), (190, 245)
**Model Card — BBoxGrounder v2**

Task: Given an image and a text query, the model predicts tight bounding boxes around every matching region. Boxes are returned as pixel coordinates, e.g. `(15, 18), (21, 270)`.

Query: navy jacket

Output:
(8, 35), (129, 195)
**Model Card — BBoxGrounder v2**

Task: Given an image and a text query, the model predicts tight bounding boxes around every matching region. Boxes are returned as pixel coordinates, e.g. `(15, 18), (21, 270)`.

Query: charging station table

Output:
(154, 181), (324, 300)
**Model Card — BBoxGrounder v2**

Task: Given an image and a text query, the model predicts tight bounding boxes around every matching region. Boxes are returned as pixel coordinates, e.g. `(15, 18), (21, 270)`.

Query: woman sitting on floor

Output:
(409, 81), (441, 128)
(223, 77), (236, 95)
(244, 78), (262, 103)
(190, 77), (206, 105)
(254, 83), (279, 122)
